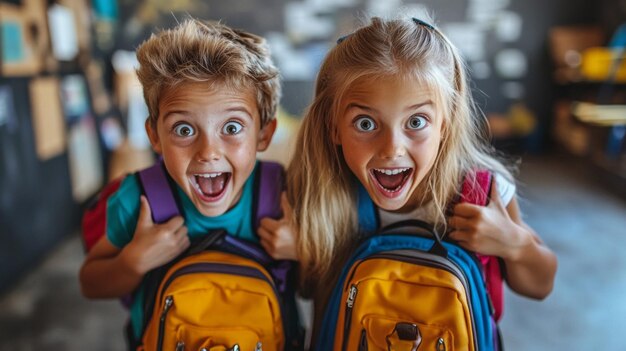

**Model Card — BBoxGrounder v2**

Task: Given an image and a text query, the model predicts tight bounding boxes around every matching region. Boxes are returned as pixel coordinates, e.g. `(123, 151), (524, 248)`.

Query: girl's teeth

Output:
(375, 168), (409, 175)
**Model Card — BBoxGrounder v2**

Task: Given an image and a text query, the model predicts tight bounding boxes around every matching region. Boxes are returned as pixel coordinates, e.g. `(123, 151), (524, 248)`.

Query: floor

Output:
(0, 153), (624, 350)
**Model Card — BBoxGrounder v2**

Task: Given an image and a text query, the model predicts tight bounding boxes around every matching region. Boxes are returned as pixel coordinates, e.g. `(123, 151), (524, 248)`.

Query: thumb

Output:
(137, 195), (154, 225)
(280, 191), (293, 220)
(489, 177), (503, 208)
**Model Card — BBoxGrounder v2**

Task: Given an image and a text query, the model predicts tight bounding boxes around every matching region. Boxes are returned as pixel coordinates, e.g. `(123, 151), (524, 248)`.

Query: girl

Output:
(285, 14), (557, 341)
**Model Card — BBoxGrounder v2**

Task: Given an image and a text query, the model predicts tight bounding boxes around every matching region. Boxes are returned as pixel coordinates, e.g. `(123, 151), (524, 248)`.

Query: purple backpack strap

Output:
(253, 160), (292, 292)
(253, 161), (285, 228)
(137, 162), (181, 224)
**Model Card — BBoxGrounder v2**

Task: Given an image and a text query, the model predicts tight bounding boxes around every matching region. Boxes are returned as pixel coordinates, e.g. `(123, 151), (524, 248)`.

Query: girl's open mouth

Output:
(191, 172), (231, 201)
(370, 167), (413, 197)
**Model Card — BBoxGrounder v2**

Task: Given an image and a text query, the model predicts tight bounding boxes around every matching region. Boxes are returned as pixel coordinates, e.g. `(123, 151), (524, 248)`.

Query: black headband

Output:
(412, 17), (435, 30)
(336, 17), (436, 44)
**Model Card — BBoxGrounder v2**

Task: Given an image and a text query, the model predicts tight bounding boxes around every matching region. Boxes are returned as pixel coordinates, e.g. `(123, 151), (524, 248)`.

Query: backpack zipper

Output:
(341, 250), (478, 351)
(358, 329), (368, 351)
(340, 284), (358, 351)
(157, 295), (173, 351)
(155, 263), (284, 351)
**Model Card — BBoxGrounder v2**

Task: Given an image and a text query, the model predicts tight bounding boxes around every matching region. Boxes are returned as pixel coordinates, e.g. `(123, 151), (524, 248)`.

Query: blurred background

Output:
(0, 0), (625, 350)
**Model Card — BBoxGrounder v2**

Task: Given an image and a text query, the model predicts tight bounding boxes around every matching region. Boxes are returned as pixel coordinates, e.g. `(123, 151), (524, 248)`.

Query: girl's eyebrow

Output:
(346, 100), (434, 113)
(408, 100), (434, 110)
(345, 103), (376, 113)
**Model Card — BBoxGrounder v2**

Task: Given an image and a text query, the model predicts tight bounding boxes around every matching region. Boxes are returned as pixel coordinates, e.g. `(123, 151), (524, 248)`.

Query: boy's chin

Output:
(191, 188), (243, 217)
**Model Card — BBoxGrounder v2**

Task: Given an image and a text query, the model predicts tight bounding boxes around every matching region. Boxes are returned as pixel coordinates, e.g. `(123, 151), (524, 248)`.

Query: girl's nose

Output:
(196, 135), (222, 162)
(379, 130), (407, 159)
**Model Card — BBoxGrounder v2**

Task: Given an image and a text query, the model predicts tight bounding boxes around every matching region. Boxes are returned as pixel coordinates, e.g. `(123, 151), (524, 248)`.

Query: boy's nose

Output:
(195, 136), (222, 162)
(379, 131), (407, 159)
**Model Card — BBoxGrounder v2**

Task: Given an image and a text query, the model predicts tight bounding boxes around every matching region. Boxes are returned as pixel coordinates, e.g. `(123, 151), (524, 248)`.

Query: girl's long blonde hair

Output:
(288, 15), (513, 285)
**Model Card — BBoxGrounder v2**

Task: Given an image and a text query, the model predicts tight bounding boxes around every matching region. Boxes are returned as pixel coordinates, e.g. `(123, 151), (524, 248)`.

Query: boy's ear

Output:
(256, 118), (277, 152)
(145, 118), (162, 154)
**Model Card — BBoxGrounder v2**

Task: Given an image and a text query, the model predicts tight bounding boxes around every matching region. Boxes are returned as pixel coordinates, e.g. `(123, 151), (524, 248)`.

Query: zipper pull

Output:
(160, 296), (174, 321)
(175, 341), (184, 351)
(346, 285), (358, 308)
(228, 344), (240, 351)
(436, 337), (446, 351)
(359, 329), (368, 351)
(157, 296), (174, 351)
(255, 342), (263, 351)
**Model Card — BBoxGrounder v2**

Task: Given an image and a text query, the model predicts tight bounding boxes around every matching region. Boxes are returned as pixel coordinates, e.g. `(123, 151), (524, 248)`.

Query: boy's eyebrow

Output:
(224, 106), (255, 119)
(161, 107), (255, 121)
(162, 110), (189, 121)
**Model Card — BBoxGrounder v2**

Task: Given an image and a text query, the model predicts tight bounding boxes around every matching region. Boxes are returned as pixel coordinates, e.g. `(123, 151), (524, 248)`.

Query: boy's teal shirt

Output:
(105, 161), (260, 339)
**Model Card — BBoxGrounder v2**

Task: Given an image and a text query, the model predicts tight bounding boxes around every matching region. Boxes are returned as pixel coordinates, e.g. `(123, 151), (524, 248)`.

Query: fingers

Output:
(257, 222), (275, 241)
(259, 217), (280, 234)
(137, 196), (153, 225)
(163, 215), (185, 231)
(258, 226), (278, 257)
(448, 215), (472, 230)
(489, 177), (503, 207)
(451, 202), (481, 218)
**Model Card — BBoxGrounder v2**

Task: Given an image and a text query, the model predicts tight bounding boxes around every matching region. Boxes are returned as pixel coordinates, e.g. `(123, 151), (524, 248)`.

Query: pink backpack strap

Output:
(460, 170), (504, 321)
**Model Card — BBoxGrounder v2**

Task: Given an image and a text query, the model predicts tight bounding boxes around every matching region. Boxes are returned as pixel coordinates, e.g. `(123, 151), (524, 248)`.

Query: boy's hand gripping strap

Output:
(253, 161), (292, 293)
(137, 161), (181, 224)
(253, 161), (285, 228)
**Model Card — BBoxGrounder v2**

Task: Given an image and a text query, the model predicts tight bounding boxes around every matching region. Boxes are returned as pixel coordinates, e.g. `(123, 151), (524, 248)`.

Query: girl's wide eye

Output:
(407, 115), (427, 130)
(173, 123), (195, 137)
(223, 121), (243, 135)
(354, 116), (376, 132)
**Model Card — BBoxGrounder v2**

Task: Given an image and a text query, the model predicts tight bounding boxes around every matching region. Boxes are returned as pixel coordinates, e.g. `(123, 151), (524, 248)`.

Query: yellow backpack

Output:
(139, 248), (285, 351)
(133, 161), (302, 351)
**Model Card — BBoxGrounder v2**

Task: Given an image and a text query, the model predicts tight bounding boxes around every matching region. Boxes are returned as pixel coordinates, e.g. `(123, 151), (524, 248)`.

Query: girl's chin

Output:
(373, 197), (409, 212)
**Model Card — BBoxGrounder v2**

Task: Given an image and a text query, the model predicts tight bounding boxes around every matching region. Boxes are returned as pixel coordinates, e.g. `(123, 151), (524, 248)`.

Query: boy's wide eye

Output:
(173, 123), (195, 137)
(223, 121), (243, 135)
(407, 115), (427, 130)
(354, 116), (376, 132)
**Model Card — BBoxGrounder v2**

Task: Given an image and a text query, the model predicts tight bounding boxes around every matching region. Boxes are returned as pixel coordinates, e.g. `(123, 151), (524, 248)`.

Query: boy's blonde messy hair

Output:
(136, 19), (281, 128)
(288, 15), (513, 283)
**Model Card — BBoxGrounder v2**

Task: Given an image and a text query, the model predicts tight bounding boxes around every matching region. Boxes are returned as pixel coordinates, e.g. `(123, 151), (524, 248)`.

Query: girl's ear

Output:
(331, 125), (341, 145)
(439, 116), (448, 145)
(257, 118), (277, 152)
(145, 118), (162, 154)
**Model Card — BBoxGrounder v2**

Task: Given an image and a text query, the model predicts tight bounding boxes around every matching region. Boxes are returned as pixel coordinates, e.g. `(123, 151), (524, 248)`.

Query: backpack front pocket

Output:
(335, 255), (475, 351)
(142, 252), (285, 351)
(360, 315), (453, 351)
(172, 324), (263, 351)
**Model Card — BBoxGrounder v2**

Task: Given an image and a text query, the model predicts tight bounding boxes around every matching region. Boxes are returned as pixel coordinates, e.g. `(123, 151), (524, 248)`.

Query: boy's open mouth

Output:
(192, 172), (231, 200)
(371, 167), (413, 194)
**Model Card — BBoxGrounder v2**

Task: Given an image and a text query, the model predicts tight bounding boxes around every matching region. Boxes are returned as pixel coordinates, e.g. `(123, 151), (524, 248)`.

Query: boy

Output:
(79, 19), (283, 342)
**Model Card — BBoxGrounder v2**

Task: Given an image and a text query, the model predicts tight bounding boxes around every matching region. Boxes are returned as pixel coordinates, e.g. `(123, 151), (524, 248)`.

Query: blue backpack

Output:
(314, 175), (500, 351)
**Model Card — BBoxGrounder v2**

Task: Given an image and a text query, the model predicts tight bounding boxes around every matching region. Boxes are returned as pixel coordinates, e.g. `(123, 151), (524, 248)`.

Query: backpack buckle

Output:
(386, 322), (422, 351)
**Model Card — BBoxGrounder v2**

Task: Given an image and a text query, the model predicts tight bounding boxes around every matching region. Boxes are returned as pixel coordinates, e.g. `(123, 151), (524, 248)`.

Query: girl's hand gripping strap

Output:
(459, 170), (505, 321)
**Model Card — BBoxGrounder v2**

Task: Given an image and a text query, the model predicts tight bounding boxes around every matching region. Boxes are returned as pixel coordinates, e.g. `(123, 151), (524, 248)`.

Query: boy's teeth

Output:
(196, 173), (222, 178)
